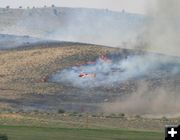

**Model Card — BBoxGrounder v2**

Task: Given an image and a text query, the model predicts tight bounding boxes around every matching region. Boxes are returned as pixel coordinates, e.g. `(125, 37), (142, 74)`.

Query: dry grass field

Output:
(0, 44), (114, 93)
(0, 43), (117, 110)
(0, 112), (179, 131)
(0, 42), (179, 138)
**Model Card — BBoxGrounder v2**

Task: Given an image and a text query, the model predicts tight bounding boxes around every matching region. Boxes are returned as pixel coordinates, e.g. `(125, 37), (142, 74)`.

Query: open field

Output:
(0, 42), (179, 114)
(0, 43), (118, 111)
(0, 43), (114, 94)
(0, 4), (179, 140)
(0, 42), (180, 140)
(0, 42), (180, 113)
(0, 112), (180, 131)
(0, 125), (163, 140)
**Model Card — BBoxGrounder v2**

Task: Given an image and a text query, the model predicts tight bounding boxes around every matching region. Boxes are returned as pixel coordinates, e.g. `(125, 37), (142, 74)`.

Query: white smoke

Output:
(0, 34), (43, 50)
(101, 0), (180, 116)
(0, 7), (145, 47)
(50, 53), (180, 88)
(102, 82), (180, 117)
(138, 0), (180, 56)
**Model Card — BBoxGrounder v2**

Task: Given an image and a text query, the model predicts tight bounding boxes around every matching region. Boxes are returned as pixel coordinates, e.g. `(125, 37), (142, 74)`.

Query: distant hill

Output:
(0, 34), (44, 50)
(0, 7), (146, 46)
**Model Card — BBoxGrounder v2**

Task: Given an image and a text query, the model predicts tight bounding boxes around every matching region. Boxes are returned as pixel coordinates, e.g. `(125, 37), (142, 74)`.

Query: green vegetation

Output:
(0, 44), (177, 140)
(0, 134), (8, 140)
(0, 125), (163, 140)
(57, 109), (65, 114)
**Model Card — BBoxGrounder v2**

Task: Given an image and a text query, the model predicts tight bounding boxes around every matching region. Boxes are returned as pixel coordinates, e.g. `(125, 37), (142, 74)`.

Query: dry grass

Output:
(0, 44), (115, 95)
(0, 112), (179, 131)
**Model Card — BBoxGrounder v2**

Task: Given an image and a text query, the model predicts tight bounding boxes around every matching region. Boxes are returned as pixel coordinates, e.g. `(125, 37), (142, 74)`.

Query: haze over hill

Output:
(0, 2), (179, 117)
(0, 7), (145, 47)
(0, 34), (45, 50)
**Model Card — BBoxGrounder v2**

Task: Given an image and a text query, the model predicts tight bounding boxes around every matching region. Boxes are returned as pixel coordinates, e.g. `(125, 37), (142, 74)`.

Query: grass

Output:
(0, 43), (176, 140)
(0, 125), (163, 140)
(1, 112), (176, 131)
(0, 44), (115, 95)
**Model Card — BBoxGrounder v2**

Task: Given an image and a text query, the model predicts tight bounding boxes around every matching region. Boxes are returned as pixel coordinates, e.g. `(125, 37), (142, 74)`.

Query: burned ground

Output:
(0, 43), (180, 115)
(0, 43), (115, 112)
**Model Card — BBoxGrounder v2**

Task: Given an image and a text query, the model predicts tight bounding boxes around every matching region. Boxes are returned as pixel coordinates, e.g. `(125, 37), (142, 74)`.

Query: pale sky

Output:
(0, 0), (148, 14)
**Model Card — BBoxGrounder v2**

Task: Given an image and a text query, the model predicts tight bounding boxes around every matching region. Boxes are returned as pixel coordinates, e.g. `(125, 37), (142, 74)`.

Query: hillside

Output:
(0, 43), (116, 111)
(0, 42), (179, 116)
(0, 34), (45, 50)
(0, 4), (180, 140)
(0, 7), (145, 46)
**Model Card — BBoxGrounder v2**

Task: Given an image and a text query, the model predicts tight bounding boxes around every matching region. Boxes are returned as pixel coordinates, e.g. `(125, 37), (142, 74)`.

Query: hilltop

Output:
(0, 7), (145, 46)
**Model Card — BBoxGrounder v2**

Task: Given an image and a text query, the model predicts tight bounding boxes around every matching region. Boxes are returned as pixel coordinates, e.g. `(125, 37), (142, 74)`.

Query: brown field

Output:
(0, 44), (115, 94)
(0, 43), (118, 110)
(0, 42), (180, 133)
(0, 112), (179, 131)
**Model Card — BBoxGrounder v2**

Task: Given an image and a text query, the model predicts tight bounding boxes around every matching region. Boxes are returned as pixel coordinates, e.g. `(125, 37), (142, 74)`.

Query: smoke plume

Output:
(102, 81), (180, 117)
(51, 53), (180, 88)
(0, 7), (144, 47)
(138, 0), (180, 56)
(102, 0), (180, 116)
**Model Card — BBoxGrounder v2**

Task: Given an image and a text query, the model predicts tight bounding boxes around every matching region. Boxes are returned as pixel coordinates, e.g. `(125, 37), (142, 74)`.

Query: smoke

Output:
(50, 53), (180, 88)
(50, 52), (180, 116)
(47, 8), (144, 47)
(138, 0), (180, 56)
(101, 0), (180, 117)
(102, 81), (180, 117)
(50, 2), (180, 116)
(0, 7), (145, 47)
(0, 34), (43, 50)
(1, 4), (180, 116)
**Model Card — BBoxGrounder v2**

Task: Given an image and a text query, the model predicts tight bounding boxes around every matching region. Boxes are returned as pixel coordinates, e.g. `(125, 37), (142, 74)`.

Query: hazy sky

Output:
(0, 0), (148, 14)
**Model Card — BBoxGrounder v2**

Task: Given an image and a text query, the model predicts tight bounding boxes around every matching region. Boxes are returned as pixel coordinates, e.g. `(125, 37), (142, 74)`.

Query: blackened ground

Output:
(0, 43), (180, 114)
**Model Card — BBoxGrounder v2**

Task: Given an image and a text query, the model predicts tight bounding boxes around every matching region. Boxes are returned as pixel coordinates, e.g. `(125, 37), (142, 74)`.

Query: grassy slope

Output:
(0, 125), (163, 140)
(1, 112), (178, 132)
(0, 44), (114, 95)
(0, 43), (177, 140)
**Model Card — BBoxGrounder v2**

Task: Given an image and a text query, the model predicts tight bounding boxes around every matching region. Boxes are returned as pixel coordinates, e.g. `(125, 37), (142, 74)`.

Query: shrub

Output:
(0, 134), (8, 140)
(69, 112), (78, 116)
(119, 113), (125, 118)
(162, 116), (168, 121)
(110, 113), (117, 118)
(53, 9), (58, 16)
(135, 115), (141, 119)
(92, 114), (97, 118)
(78, 114), (83, 117)
(58, 109), (65, 114)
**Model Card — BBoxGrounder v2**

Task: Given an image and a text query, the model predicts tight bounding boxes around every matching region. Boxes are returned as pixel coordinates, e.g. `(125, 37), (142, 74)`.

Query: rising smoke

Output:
(51, 51), (180, 116)
(50, 0), (180, 117)
(102, 0), (180, 116)
(0, 7), (145, 47)
(102, 81), (180, 117)
(138, 0), (180, 56)
(1, 1), (180, 116)
(50, 53), (180, 88)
